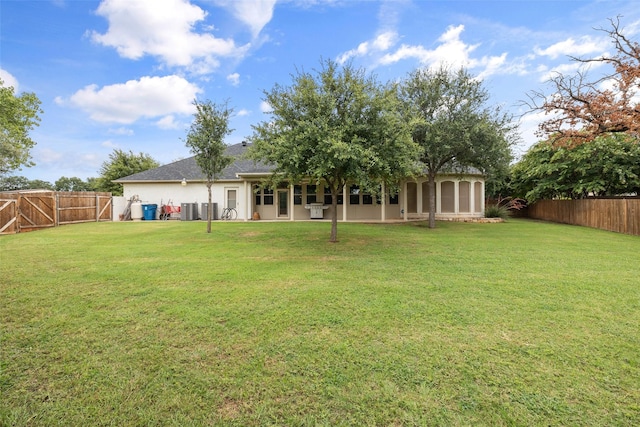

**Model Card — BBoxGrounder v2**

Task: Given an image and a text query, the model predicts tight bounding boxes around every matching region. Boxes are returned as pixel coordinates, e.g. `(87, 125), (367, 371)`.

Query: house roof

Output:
(114, 142), (272, 183)
(114, 141), (484, 184)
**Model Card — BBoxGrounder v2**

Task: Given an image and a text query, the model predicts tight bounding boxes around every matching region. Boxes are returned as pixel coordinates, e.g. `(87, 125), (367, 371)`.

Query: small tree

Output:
(96, 149), (159, 195)
(185, 99), (234, 234)
(526, 17), (640, 146)
(249, 59), (419, 242)
(0, 80), (43, 175)
(399, 66), (515, 228)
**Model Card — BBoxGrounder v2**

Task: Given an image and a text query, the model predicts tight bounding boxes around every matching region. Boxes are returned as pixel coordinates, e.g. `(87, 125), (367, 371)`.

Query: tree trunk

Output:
(206, 182), (213, 234)
(330, 190), (339, 243)
(428, 172), (437, 229)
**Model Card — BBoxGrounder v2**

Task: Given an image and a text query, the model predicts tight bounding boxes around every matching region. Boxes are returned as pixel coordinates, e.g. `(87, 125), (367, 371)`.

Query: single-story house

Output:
(114, 142), (486, 221)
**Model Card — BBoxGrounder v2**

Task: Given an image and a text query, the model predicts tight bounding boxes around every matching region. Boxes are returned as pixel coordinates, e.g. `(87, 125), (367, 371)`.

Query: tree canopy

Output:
(54, 176), (96, 192)
(526, 18), (640, 146)
(0, 175), (54, 191)
(184, 99), (234, 233)
(249, 59), (419, 242)
(96, 149), (159, 196)
(511, 134), (640, 201)
(399, 66), (515, 228)
(0, 80), (43, 175)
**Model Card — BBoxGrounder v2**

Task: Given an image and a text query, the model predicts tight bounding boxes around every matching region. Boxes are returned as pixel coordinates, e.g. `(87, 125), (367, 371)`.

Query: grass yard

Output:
(1, 219), (639, 426)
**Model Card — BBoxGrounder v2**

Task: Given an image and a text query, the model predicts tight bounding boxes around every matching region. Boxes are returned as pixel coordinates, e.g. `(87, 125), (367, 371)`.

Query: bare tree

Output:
(525, 17), (640, 146)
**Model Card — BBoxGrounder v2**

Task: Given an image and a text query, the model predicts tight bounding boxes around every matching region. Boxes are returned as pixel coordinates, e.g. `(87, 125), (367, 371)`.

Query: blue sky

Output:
(2, 0), (639, 182)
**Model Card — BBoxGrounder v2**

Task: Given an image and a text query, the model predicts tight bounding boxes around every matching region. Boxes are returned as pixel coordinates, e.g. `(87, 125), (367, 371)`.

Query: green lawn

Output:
(1, 219), (639, 426)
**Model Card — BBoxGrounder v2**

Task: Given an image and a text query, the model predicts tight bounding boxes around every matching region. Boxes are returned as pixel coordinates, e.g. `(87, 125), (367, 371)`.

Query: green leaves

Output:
(97, 150), (159, 195)
(511, 134), (640, 201)
(249, 59), (419, 241)
(185, 99), (234, 182)
(0, 80), (43, 175)
(399, 66), (515, 227)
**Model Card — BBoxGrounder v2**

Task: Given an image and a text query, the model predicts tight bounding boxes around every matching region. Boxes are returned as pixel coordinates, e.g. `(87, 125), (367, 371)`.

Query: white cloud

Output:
(337, 31), (398, 64)
(101, 140), (120, 148)
(0, 68), (19, 91)
(91, 0), (250, 74)
(379, 25), (479, 68)
(516, 110), (549, 155)
(33, 147), (103, 175)
(227, 72), (240, 86)
(260, 100), (272, 113)
(376, 25), (510, 80)
(538, 61), (583, 82)
(214, 0), (277, 38)
(534, 36), (606, 60)
(108, 127), (134, 136)
(475, 53), (508, 81)
(236, 108), (250, 117)
(156, 115), (180, 129)
(58, 75), (201, 124)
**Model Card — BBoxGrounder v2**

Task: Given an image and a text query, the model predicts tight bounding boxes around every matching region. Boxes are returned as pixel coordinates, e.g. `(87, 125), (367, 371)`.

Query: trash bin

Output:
(142, 204), (157, 220)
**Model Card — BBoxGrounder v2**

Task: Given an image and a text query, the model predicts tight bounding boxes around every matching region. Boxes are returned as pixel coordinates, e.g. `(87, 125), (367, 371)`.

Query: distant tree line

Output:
(0, 149), (159, 195)
(0, 175), (98, 192)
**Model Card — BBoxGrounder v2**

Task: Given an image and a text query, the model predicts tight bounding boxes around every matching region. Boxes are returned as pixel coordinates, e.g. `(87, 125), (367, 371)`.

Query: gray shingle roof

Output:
(114, 141), (485, 183)
(114, 142), (272, 183)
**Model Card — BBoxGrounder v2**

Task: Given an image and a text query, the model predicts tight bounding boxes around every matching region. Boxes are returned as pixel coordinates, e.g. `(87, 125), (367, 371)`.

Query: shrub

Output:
(485, 204), (510, 219)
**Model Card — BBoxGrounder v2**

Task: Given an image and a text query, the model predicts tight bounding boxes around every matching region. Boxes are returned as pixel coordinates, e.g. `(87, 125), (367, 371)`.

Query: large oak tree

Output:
(249, 59), (419, 242)
(399, 66), (515, 228)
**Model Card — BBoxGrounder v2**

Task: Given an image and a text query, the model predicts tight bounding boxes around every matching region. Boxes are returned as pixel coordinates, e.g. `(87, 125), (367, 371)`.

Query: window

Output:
(349, 185), (360, 204)
(294, 185), (302, 205)
(255, 185), (274, 205)
(264, 188), (274, 205)
(306, 185), (317, 204)
(389, 192), (399, 205)
(474, 182), (483, 213)
(441, 181), (455, 213)
(227, 189), (237, 209)
(254, 185), (261, 206)
(349, 185), (375, 204)
(459, 181), (470, 213)
(323, 185), (343, 205)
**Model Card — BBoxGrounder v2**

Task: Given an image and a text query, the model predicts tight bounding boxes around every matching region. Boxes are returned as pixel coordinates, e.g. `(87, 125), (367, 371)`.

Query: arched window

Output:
(421, 181), (435, 212)
(474, 182), (483, 213)
(441, 181), (455, 213)
(459, 181), (470, 213)
(406, 182), (417, 213)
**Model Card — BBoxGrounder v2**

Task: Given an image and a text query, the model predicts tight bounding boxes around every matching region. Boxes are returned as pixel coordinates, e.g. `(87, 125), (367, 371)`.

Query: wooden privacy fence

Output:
(528, 198), (640, 236)
(0, 190), (112, 235)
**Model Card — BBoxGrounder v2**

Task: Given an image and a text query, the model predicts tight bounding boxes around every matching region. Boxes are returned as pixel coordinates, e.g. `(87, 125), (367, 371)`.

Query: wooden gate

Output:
(18, 192), (56, 232)
(0, 191), (112, 235)
(0, 198), (19, 235)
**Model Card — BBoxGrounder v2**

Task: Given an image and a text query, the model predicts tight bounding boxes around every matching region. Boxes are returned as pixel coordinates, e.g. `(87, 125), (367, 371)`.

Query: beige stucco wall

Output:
(120, 174), (484, 222)
(120, 181), (248, 220)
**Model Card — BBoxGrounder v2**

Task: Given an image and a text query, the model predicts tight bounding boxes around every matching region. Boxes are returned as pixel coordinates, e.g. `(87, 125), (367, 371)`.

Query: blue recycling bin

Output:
(142, 204), (157, 220)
